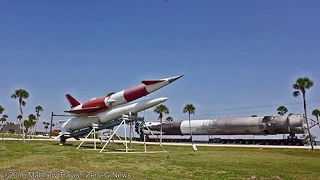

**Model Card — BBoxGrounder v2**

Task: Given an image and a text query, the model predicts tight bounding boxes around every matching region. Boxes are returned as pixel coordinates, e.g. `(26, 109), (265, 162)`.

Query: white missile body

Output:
(61, 97), (168, 132)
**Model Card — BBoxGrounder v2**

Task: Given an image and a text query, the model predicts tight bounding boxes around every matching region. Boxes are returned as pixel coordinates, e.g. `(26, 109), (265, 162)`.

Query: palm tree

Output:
(292, 77), (314, 151)
(23, 120), (32, 138)
(11, 89), (29, 142)
(166, 116), (173, 121)
(0, 105), (5, 135)
(0, 105), (4, 115)
(16, 115), (22, 139)
(183, 104), (196, 145)
(1, 115), (8, 126)
(277, 106), (288, 116)
(43, 122), (50, 134)
(251, 115), (257, 117)
(154, 104), (169, 145)
(312, 109), (320, 129)
(1, 114), (8, 140)
(28, 114), (36, 138)
(34, 106), (43, 138)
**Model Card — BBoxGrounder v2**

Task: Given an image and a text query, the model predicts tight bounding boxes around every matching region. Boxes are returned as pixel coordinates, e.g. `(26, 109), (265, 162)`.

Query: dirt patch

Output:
(274, 175), (284, 180)
(212, 170), (226, 177)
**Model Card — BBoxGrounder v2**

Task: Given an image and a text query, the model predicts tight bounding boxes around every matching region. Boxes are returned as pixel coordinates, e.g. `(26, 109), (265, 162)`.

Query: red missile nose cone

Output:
(168, 75), (184, 83)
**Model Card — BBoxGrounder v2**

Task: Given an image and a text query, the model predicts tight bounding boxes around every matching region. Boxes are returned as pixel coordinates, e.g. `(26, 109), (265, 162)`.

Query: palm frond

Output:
(11, 94), (17, 99)
(2, 114), (8, 118)
(35, 105), (43, 112)
(28, 114), (36, 121)
(292, 91), (300, 97)
(293, 77), (314, 91)
(292, 83), (299, 90)
(11, 89), (29, 100)
(183, 104), (196, 115)
(277, 105), (288, 116)
(23, 120), (32, 128)
(17, 114), (22, 120)
(154, 105), (169, 114)
(0, 105), (4, 114)
(312, 109), (320, 117)
(166, 116), (173, 121)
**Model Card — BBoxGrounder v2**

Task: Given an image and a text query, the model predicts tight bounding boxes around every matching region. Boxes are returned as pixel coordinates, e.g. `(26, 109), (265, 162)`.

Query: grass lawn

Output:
(0, 140), (320, 180)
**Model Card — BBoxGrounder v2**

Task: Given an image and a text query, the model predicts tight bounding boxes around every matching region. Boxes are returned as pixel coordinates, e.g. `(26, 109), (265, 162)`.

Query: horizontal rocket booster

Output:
(61, 97), (168, 132)
(137, 114), (307, 135)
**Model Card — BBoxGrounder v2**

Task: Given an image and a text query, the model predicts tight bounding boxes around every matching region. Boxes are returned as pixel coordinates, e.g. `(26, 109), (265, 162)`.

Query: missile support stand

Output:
(99, 114), (167, 153)
(75, 114), (167, 153)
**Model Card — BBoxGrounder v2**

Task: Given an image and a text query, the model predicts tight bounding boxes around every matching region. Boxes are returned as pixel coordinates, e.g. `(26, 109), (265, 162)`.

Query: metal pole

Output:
(49, 112), (53, 138)
(124, 119), (128, 152)
(94, 128), (96, 150)
(144, 123), (166, 152)
(144, 134), (147, 152)
(77, 128), (95, 149)
(100, 120), (124, 153)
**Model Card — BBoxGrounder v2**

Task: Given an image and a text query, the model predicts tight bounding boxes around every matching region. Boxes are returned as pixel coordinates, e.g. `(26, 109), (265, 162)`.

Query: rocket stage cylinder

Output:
(61, 97), (168, 132)
(137, 114), (307, 135)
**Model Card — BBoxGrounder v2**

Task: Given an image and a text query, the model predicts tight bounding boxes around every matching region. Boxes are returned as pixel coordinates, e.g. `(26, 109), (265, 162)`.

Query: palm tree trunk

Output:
(188, 113), (193, 144)
(29, 125), (33, 138)
(19, 102), (25, 143)
(30, 125), (33, 138)
(1, 121), (4, 140)
(17, 119), (20, 140)
(33, 118), (39, 138)
(25, 128), (28, 139)
(160, 117), (163, 145)
(29, 127), (32, 139)
(303, 93), (314, 151)
(316, 116), (320, 129)
(129, 121), (133, 147)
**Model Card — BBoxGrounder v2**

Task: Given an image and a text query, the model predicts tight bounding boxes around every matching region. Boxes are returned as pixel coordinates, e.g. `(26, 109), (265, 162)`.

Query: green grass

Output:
(0, 141), (320, 180)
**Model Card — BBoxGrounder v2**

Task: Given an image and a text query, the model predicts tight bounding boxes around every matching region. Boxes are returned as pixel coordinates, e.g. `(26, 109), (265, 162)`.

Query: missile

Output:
(61, 97), (168, 132)
(64, 75), (183, 115)
(136, 114), (307, 135)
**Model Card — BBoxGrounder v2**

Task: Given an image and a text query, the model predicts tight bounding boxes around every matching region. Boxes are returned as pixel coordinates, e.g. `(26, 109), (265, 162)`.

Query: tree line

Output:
(0, 89), (53, 142)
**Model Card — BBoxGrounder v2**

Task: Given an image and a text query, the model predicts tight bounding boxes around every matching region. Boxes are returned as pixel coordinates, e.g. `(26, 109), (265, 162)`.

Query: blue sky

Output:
(0, 1), (319, 138)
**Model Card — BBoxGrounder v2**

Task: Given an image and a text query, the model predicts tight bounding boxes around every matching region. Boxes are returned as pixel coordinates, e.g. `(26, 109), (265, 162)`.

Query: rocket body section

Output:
(138, 114), (307, 135)
(61, 97), (168, 133)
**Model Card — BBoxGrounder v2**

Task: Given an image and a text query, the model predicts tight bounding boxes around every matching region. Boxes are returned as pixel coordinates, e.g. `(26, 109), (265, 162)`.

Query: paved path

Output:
(1, 137), (318, 149)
